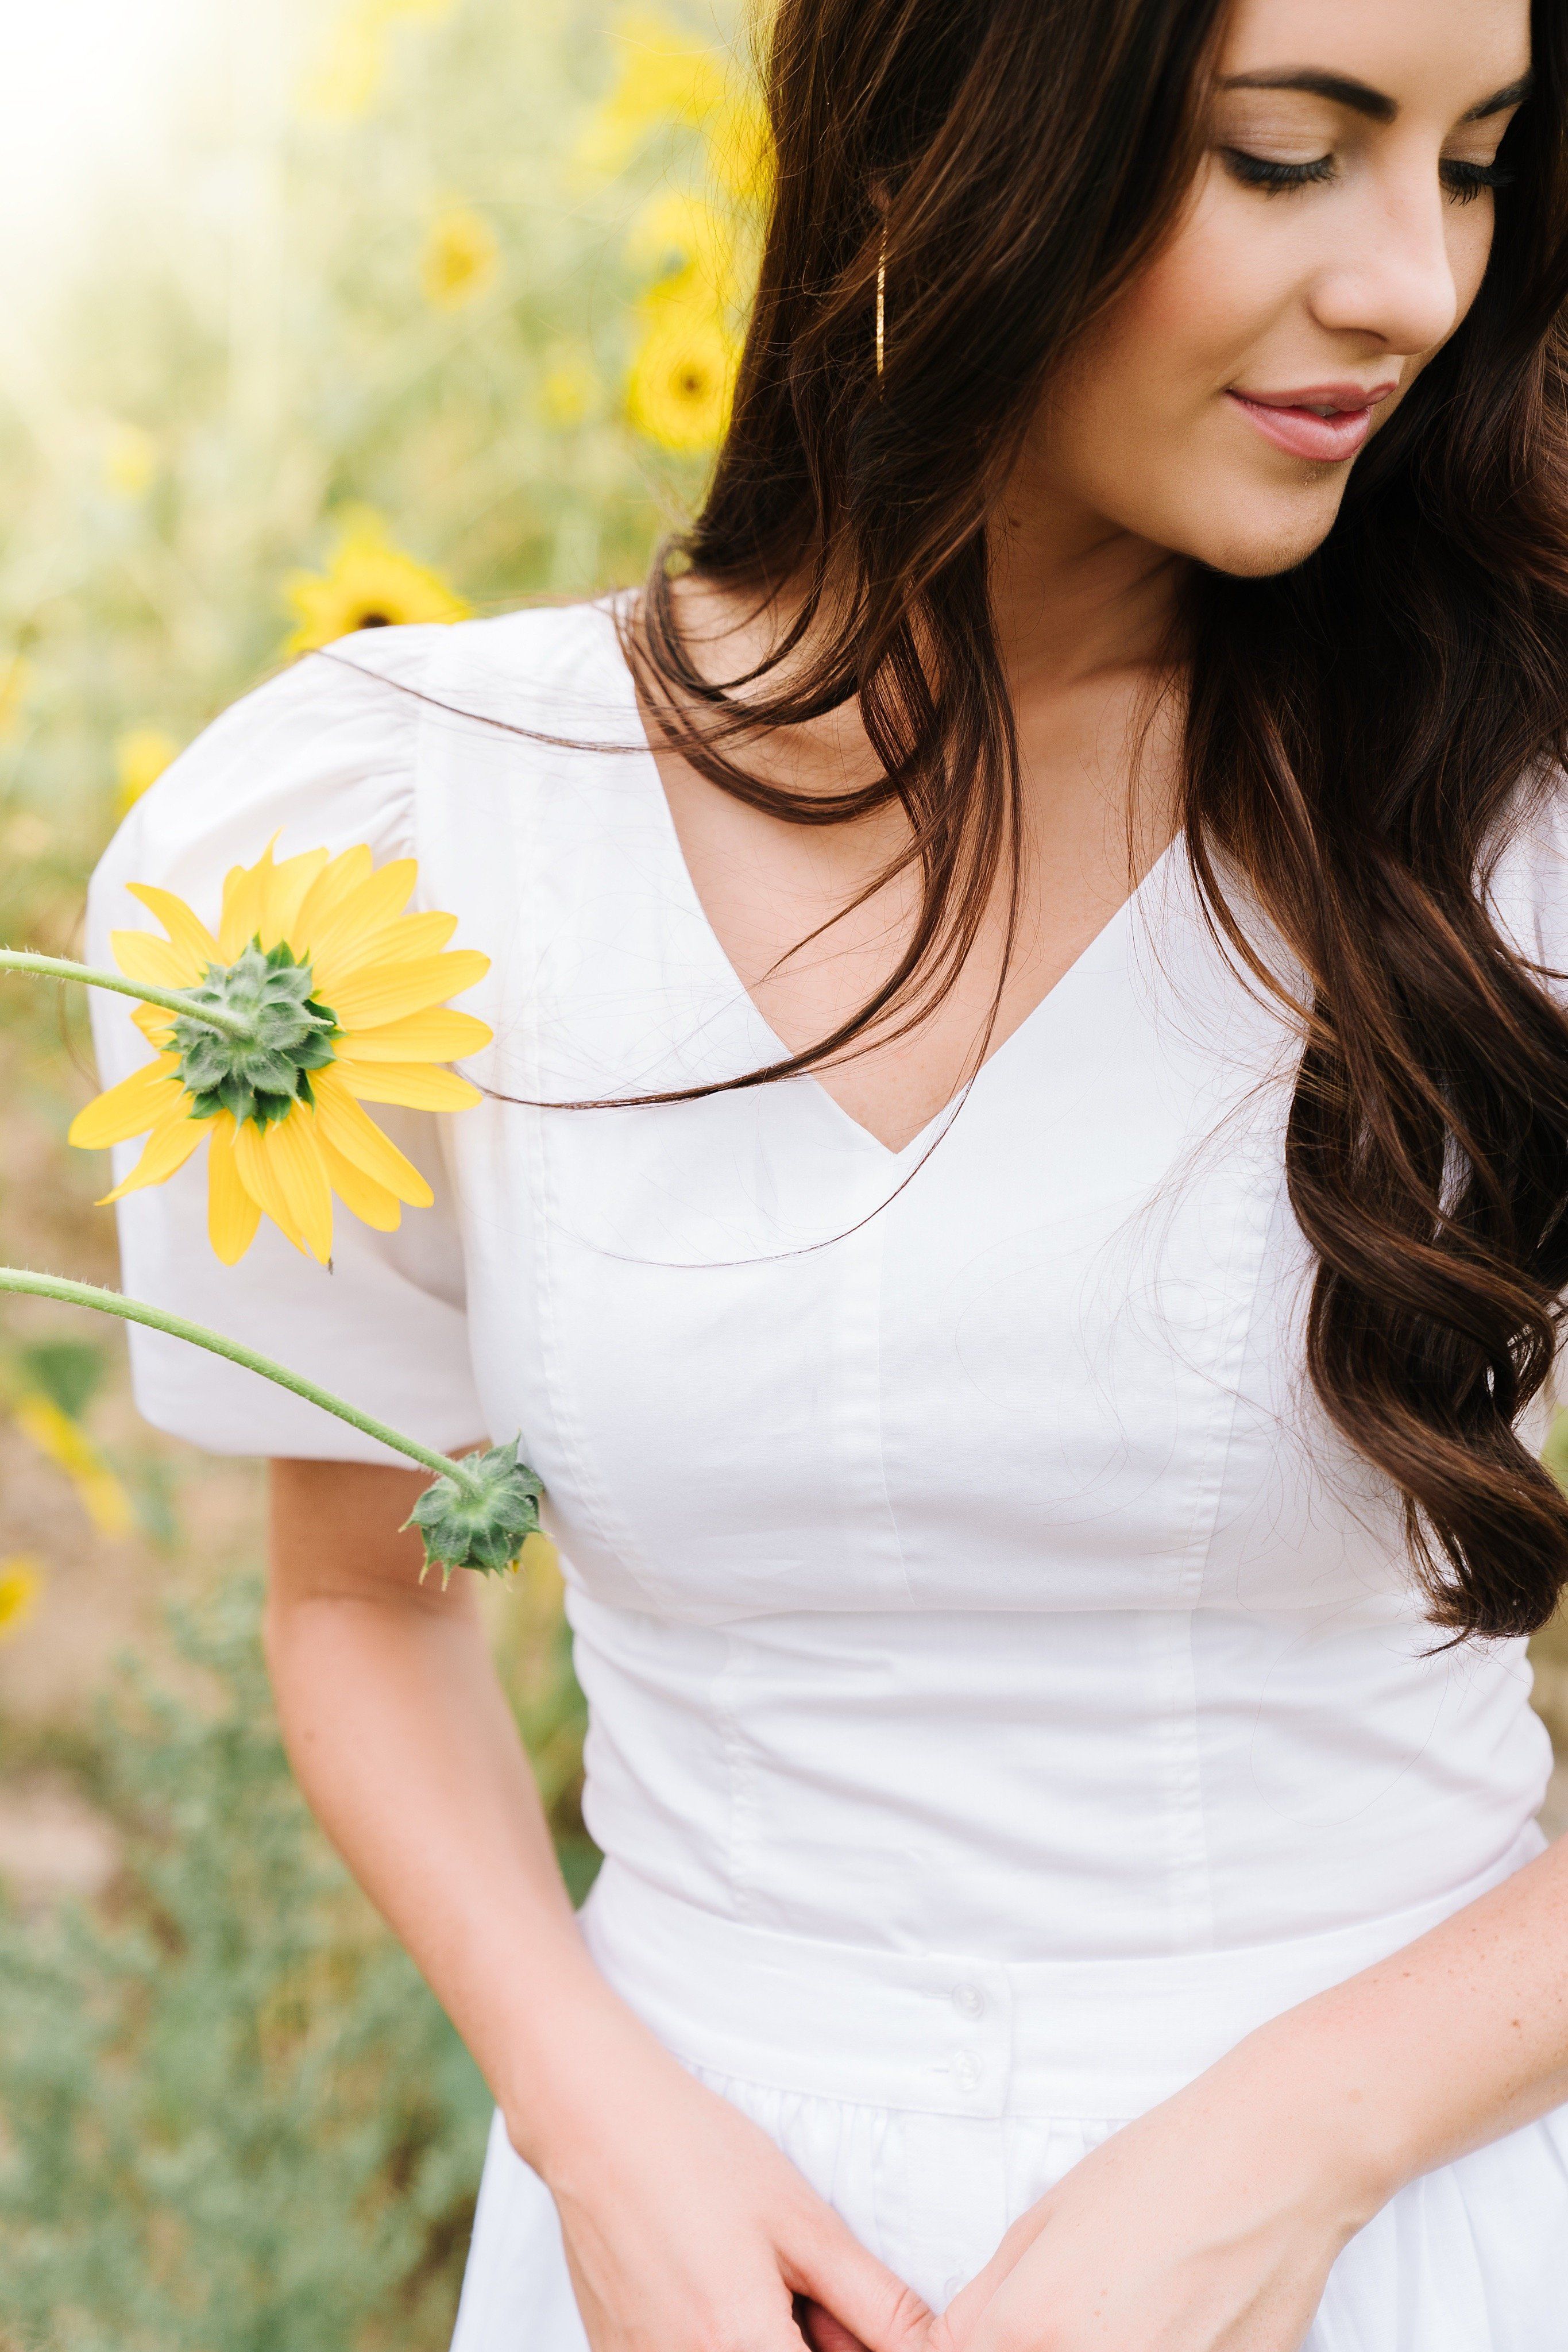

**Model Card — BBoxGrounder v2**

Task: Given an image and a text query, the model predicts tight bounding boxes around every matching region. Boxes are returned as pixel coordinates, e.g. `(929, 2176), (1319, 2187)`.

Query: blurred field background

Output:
(0, 0), (756, 2341)
(0, 1), (1562, 2345)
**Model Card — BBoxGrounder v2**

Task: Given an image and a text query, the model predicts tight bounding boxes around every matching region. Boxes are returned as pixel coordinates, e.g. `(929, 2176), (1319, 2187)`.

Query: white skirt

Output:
(451, 1844), (1568, 2350)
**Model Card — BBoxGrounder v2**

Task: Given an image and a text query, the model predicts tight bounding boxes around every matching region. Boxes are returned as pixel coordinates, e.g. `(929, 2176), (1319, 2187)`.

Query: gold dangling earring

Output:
(875, 235), (886, 381)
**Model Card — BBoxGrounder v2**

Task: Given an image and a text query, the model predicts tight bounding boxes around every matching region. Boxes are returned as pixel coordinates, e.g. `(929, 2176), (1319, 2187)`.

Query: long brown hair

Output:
(625, 0), (1568, 1639)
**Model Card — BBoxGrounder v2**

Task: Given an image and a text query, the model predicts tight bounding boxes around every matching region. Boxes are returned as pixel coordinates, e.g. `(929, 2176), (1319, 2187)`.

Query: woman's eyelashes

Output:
(1220, 149), (1515, 204)
(1221, 149), (1335, 192)
(1440, 158), (1516, 204)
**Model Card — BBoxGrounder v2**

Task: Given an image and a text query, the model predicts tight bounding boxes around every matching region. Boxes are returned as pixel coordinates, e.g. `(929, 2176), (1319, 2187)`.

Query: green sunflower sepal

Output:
(172, 940), (338, 1128)
(404, 1438), (546, 1585)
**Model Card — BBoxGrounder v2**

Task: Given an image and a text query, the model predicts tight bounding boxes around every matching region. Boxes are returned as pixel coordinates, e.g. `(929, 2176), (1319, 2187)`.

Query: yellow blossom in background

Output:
(540, 350), (601, 428)
(115, 727), (181, 815)
(13, 1397), (133, 1538)
(420, 205), (500, 310)
(299, 0), (458, 122)
(0, 1556), (44, 1640)
(627, 287), (741, 453)
(299, 18), (385, 121)
(576, 8), (732, 177)
(102, 422), (157, 500)
(0, 653), (32, 743)
(626, 187), (744, 308)
(281, 512), (470, 654)
(68, 837), (492, 1267)
(704, 84), (773, 209)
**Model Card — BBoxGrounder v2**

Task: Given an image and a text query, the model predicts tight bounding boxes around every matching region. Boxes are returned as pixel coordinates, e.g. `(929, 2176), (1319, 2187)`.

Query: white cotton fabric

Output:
(86, 601), (1568, 2347)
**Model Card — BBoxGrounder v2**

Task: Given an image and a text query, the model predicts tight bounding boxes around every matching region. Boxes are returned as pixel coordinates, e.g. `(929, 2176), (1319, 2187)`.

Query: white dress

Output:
(87, 600), (1568, 2348)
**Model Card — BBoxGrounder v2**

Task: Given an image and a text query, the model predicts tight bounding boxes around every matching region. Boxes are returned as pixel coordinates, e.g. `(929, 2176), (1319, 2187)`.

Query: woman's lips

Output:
(1227, 384), (1394, 464)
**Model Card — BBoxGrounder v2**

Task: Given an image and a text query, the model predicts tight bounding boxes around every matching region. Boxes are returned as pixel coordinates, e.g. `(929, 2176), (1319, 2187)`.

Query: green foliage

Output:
(13, 1341), (106, 1423)
(0, 1579), (494, 2350)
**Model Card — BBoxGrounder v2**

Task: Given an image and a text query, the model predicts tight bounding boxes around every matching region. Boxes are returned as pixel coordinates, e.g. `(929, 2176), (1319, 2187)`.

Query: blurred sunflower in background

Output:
(420, 204), (501, 309)
(114, 727), (180, 814)
(11, 1399), (132, 1537)
(0, 1557), (45, 1640)
(68, 838), (492, 1266)
(282, 511), (470, 654)
(601, 27), (768, 455)
(626, 292), (741, 453)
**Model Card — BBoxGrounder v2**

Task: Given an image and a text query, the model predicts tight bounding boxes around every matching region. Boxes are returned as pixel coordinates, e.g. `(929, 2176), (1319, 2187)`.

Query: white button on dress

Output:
(87, 600), (1568, 2347)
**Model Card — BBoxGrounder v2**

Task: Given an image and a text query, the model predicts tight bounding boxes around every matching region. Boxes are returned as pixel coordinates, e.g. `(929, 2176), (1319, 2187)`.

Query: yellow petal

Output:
(292, 845), (375, 955)
(99, 1109), (208, 1203)
(336, 1007), (492, 1061)
(217, 858), (268, 960)
(334, 1059), (483, 1111)
(125, 884), (221, 974)
(316, 1133), (403, 1231)
(325, 949), (489, 1030)
(314, 909), (457, 997)
(311, 1067), (434, 1206)
(232, 1115), (302, 1247)
(261, 1107), (335, 1265)
(257, 846), (331, 950)
(306, 858), (418, 969)
(206, 1113), (262, 1264)
(132, 1002), (176, 1047)
(111, 928), (200, 990)
(68, 1056), (186, 1149)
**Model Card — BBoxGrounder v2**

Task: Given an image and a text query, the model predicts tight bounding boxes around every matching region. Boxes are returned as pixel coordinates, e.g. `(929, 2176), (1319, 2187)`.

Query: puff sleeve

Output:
(82, 627), (487, 1463)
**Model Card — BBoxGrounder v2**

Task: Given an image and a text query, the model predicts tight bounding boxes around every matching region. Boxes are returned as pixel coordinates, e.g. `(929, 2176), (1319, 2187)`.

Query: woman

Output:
(83, 0), (1568, 2345)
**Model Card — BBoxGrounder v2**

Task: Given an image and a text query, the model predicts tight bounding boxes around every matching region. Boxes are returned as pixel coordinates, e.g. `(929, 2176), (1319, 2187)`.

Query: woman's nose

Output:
(1310, 172), (1465, 359)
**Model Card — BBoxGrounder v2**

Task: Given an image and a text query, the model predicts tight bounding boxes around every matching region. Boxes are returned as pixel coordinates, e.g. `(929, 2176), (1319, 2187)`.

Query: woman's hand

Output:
(531, 1992), (931, 2352)
(267, 1460), (927, 2352)
(927, 2036), (1381, 2352)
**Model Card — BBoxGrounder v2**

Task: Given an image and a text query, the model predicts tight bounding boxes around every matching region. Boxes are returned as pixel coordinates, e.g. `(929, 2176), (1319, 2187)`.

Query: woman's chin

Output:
(1189, 501), (1348, 580)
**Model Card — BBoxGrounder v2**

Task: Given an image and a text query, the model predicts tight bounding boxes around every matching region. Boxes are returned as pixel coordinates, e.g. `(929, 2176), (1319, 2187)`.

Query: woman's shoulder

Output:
(90, 597), (636, 923)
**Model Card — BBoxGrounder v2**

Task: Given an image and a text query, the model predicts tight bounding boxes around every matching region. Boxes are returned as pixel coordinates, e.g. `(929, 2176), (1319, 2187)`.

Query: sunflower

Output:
(626, 288), (740, 454)
(68, 838), (492, 1267)
(282, 511), (470, 654)
(420, 204), (500, 309)
(115, 725), (180, 814)
(13, 1394), (132, 1536)
(574, 10), (731, 177)
(0, 1557), (43, 1640)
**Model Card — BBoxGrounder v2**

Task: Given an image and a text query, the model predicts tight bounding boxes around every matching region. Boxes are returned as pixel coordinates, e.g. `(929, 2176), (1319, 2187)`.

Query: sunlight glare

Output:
(0, 0), (208, 292)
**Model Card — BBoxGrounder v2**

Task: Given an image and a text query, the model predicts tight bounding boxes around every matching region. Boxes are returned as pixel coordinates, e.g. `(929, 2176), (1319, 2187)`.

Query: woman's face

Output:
(1042, 0), (1534, 579)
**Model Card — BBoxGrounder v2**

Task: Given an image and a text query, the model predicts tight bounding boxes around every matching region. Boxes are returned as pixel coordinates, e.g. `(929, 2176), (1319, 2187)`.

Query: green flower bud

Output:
(403, 1438), (545, 1583)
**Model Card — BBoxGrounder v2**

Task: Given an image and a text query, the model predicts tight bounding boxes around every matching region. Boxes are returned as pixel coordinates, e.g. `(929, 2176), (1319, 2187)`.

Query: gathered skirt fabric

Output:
(451, 1852), (1568, 2350)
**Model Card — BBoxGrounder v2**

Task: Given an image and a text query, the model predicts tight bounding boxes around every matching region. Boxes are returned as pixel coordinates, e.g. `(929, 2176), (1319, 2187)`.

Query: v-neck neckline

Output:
(598, 600), (1181, 1164)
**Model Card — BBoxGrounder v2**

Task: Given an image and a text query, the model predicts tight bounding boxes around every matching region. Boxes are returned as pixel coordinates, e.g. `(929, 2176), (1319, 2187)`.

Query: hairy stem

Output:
(0, 1267), (481, 1494)
(0, 949), (253, 1042)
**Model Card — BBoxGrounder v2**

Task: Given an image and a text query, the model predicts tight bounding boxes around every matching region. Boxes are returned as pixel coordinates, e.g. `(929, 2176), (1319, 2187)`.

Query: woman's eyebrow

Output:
(1462, 73), (1534, 123)
(1217, 67), (1536, 129)
(1217, 69), (1397, 123)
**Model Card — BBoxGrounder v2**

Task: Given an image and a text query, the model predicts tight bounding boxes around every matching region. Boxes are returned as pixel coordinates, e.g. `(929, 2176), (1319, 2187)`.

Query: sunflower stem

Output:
(0, 950), (256, 1042)
(0, 1267), (485, 1497)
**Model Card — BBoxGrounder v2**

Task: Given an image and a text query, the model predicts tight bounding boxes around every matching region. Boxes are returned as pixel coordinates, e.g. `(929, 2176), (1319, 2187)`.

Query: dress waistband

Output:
(580, 1828), (1546, 2121)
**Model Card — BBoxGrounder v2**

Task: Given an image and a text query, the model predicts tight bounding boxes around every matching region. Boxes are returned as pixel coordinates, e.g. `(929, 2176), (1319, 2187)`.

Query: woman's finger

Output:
(794, 2294), (871, 2351)
(783, 2206), (933, 2352)
(927, 2197), (1057, 2352)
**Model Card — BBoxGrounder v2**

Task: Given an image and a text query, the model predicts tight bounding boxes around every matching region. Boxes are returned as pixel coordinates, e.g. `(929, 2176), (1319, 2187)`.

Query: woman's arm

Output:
(933, 1835), (1568, 2352)
(266, 1458), (931, 2352)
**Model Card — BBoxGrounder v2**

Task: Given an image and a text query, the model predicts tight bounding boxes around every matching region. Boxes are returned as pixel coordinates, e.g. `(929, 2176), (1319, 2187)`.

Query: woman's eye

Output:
(1441, 158), (1515, 206)
(1222, 149), (1337, 195)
